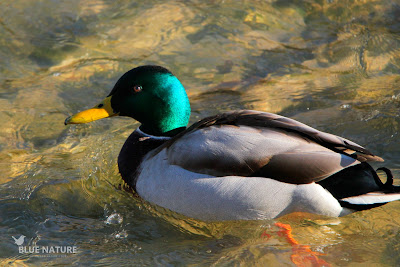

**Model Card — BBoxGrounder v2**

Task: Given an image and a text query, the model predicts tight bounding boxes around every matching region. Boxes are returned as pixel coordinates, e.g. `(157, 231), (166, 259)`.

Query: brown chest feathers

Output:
(118, 130), (169, 191)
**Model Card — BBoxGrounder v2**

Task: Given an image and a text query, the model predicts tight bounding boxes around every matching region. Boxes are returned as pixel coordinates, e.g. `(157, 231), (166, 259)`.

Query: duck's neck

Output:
(139, 125), (186, 137)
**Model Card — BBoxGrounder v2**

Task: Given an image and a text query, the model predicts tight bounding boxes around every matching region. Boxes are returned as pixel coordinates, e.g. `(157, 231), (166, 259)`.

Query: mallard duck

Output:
(65, 65), (400, 221)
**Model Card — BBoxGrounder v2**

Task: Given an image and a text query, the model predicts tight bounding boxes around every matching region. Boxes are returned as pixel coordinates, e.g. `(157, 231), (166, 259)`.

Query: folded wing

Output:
(155, 110), (383, 184)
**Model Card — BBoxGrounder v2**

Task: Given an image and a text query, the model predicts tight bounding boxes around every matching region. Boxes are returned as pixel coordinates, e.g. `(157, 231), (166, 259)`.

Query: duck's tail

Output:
(318, 163), (400, 211)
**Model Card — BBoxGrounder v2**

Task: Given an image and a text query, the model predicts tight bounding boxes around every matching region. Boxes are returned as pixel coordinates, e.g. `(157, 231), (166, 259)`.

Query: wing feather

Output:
(147, 110), (383, 184)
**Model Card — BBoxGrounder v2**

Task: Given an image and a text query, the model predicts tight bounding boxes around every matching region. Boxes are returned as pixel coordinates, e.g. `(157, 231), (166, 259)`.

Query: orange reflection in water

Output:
(262, 222), (331, 267)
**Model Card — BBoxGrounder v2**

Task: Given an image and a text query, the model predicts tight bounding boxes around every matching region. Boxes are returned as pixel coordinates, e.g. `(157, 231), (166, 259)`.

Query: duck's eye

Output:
(133, 85), (142, 93)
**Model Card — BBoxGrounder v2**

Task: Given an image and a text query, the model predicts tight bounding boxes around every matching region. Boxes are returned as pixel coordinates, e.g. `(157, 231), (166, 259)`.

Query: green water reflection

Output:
(1, 0), (400, 265)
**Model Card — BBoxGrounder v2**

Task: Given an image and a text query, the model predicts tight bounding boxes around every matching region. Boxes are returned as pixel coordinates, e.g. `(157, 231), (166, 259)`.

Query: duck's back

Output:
(166, 124), (360, 183)
(155, 110), (380, 183)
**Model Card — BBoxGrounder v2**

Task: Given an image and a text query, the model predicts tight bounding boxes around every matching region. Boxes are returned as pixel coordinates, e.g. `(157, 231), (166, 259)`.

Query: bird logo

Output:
(12, 235), (25, 246)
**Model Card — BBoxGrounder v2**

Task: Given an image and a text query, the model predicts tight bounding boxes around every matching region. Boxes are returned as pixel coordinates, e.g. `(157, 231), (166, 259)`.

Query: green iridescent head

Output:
(65, 65), (191, 136)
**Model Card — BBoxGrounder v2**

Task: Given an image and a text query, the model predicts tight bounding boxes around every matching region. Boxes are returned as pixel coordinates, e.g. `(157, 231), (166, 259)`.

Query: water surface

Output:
(1, 0), (400, 266)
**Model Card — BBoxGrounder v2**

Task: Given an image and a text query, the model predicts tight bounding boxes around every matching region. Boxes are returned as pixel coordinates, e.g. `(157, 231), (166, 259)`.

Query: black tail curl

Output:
(374, 167), (400, 193)
(319, 163), (400, 197)
(332, 165), (400, 211)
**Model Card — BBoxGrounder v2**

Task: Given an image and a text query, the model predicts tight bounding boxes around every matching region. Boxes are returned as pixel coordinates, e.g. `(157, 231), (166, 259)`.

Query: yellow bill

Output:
(65, 96), (118, 125)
